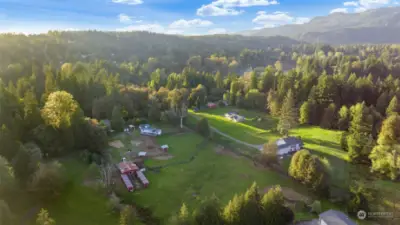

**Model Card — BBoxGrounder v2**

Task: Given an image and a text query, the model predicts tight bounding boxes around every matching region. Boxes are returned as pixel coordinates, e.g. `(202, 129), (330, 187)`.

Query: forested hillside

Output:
(1, 31), (400, 225)
(243, 6), (400, 45)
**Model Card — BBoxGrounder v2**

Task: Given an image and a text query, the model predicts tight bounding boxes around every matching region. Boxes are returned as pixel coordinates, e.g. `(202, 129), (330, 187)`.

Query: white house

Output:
(318, 210), (357, 225)
(139, 124), (162, 136)
(275, 137), (303, 156)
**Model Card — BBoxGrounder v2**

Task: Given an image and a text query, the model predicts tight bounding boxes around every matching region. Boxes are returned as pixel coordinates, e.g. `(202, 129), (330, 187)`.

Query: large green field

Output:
(190, 107), (400, 213)
(50, 158), (119, 225)
(111, 132), (340, 223)
(190, 107), (348, 161)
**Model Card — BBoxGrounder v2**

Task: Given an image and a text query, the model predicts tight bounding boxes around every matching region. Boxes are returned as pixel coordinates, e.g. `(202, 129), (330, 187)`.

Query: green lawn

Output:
(191, 107), (348, 161)
(48, 158), (119, 225)
(120, 132), (312, 222)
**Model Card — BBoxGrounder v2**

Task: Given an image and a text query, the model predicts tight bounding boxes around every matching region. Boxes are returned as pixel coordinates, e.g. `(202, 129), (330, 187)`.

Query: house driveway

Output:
(295, 219), (319, 225)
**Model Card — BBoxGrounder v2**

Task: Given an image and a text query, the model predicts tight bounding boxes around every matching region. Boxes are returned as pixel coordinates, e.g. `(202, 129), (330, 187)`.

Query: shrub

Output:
(196, 118), (210, 138)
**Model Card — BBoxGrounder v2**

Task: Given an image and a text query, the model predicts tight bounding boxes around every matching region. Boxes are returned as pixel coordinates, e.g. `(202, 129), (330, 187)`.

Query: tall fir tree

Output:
(277, 89), (298, 136)
(386, 96), (399, 116)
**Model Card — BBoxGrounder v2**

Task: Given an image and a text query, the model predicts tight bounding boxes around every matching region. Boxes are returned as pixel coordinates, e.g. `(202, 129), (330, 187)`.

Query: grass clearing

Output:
(120, 132), (315, 221)
(48, 157), (118, 225)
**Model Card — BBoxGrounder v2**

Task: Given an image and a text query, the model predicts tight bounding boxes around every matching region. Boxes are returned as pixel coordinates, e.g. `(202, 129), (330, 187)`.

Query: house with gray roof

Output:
(275, 137), (303, 156)
(139, 124), (162, 136)
(319, 210), (357, 225)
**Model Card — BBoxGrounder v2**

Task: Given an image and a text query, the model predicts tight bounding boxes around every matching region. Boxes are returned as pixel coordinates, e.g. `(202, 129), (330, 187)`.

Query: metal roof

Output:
(276, 137), (303, 149)
(319, 210), (357, 225)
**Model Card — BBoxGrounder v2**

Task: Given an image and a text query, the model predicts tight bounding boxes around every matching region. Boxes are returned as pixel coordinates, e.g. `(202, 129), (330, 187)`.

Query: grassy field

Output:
(48, 157), (119, 225)
(114, 132), (325, 222)
(190, 107), (348, 161)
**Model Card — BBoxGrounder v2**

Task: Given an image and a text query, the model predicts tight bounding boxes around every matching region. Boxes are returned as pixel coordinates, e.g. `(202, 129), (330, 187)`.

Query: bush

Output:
(310, 200), (322, 214)
(196, 118), (210, 138)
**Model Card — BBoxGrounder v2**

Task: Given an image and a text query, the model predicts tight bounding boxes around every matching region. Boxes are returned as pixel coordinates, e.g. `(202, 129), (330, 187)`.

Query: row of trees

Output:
(173, 183), (293, 225)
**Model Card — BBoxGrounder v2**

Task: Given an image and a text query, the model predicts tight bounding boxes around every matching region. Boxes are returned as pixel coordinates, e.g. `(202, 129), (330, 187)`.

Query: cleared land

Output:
(113, 132), (331, 222)
(190, 107), (400, 214)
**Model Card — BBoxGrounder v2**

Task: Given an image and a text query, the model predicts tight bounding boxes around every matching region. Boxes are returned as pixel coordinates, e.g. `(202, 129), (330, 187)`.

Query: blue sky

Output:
(0, 0), (399, 34)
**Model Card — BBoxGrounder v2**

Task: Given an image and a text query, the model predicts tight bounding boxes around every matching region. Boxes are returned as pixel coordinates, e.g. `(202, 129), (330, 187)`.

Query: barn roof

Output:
(319, 210), (356, 225)
(118, 161), (139, 174)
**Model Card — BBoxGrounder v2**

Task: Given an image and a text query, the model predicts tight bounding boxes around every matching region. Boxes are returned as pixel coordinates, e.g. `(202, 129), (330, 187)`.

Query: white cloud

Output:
(354, 7), (368, 12)
(294, 17), (310, 24)
(344, 1), (359, 6)
(169, 19), (213, 29)
(208, 28), (228, 34)
(118, 13), (132, 23)
(212, 0), (279, 8)
(252, 11), (310, 27)
(112, 0), (143, 5)
(197, 4), (243, 16)
(330, 8), (349, 13)
(116, 23), (166, 33)
(197, 0), (279, 16)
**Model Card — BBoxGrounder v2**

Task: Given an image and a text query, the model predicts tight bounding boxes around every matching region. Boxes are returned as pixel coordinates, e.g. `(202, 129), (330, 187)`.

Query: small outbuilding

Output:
(138, 152), (147, 157)
(136, 170), (149, 188)
(120, 174), (134, 192)
(161, 145), (169, 152)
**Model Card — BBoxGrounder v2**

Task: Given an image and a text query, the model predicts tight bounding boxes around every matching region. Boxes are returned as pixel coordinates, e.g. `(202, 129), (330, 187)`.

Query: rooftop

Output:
(319, 210), (357, 225)
(276, 137), (303, 148)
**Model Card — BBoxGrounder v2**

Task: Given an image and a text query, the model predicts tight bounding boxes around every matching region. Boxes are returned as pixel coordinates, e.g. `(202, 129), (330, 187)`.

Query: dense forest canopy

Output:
(1, 31), (400, 225)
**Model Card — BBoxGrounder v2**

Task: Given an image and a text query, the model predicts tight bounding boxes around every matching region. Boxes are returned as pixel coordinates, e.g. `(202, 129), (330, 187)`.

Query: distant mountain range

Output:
(241, 7), (400, 45)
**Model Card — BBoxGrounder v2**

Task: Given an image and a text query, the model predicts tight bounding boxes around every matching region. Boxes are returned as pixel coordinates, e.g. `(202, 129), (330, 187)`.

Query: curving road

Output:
(190, 114), (264, 151)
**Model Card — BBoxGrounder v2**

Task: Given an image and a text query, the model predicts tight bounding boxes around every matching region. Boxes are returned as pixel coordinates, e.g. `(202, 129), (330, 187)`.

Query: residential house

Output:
(276, 137), (303, 156)
(319, 210), (357, 225)
(139, 124), (162, 136)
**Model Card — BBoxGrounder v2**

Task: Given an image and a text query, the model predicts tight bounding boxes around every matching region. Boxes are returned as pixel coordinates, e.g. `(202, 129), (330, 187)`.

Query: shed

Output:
(136, 170), (149, 188)
(118, 161), (139, 174)
(120, 174), (134, 192)
(161, 145), (169, 152)
(138, 152), (147, 157)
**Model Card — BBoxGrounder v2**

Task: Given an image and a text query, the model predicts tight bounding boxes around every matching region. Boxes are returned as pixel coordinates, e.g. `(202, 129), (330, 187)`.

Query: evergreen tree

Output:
(229, 81), (239, 106)
(370, 114), (400, 180)
(215, 72), (224, 89)
(196, 118), (210, 138)
(250, 71), (258, 90)
(176, 203), (192, 225)
(299, 101), (311, 125)
(261, 186), (294, 225)
(111, 106), (124, 132)
(386, 96), (399, 116)
(193, 196), (223, 225)
(338, 105), (350, 131)
(222, 194), (244, 225)
(36, 208), (55, 225)
(347, 102), (373, 163)
(267, 90), (280, 116)
(376, 92), (389, 115)
(241, 182), (263, 225)
(320, 103), (336, 129)
(277, 89), (298, 136)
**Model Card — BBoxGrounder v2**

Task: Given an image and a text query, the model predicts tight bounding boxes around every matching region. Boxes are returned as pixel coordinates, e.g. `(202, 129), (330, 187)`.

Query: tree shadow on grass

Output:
(301, 137), (341, 150)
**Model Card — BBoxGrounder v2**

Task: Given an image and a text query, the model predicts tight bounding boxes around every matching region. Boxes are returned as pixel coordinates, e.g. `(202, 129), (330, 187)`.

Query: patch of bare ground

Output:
(108, 140), (124, 148)
(263, 186), (310, 203)
(153, 155), (174, 161)
(214, 145), (239, 158)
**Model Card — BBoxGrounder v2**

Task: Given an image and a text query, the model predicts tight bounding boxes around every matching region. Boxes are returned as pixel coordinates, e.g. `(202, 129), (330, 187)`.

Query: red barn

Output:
(118, 161), (139, 175)
(136, 170), (149, 188)
(120, 174), (134, 192)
